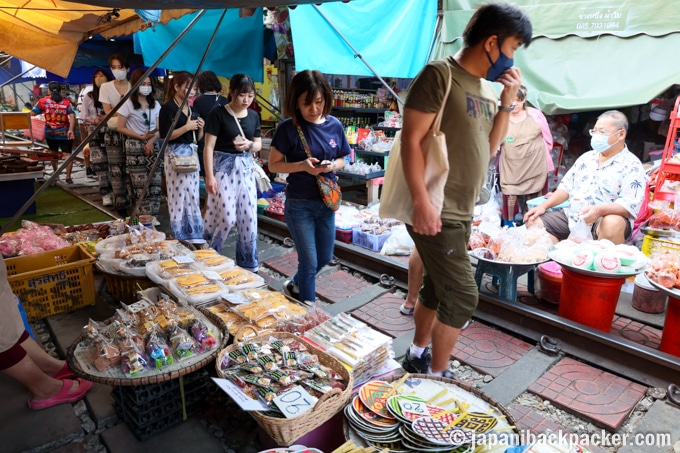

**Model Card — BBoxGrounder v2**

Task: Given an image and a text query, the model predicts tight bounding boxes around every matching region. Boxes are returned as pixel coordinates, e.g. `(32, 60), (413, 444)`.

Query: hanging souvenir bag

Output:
(168, 106), (200, 173)
(379, 64), (452, 224)
(296, 126), (342, 211)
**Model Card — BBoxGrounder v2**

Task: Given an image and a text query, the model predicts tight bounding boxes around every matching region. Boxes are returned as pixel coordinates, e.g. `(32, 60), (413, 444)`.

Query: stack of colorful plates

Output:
(344, 379), (506, 453)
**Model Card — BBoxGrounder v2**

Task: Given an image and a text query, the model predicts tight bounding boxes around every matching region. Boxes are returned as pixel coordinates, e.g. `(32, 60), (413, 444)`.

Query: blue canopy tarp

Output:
(289, 0), (437, 79)
(133, 9), (264, 82)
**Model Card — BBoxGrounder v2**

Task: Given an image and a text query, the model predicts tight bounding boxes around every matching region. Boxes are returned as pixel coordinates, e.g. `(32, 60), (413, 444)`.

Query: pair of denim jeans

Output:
(284, 198), (335, 303)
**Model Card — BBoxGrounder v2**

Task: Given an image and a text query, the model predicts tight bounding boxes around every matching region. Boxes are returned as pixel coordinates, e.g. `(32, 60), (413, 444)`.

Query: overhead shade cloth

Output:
(133, 9), (265, 81)
(72, 0), (344, 9)
(0, 1), (191, 77)
(289, 0), (437, 78)
(434, 0), (680, 114)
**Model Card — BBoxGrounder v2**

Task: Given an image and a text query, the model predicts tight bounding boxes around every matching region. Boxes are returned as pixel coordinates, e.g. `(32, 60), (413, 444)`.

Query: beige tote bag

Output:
(379, 65), (451, 225)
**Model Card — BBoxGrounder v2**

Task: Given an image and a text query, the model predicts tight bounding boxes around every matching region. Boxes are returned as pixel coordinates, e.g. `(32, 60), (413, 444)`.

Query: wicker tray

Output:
(343, 373), (519, 448)
(66, 306), (228, 387)
(217, 331), (353, 446)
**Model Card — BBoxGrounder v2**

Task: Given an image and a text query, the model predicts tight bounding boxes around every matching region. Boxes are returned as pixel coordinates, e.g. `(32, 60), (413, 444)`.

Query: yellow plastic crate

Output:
(641, 234), (680, 257)
(5, 244), (96, 321)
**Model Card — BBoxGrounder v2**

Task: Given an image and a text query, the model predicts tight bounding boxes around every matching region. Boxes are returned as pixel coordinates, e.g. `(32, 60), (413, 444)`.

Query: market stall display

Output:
(343, 374), (519, 453)
(303, 313), (394, 387)
(645, 250), (680, 356)
(216, 332), (353, 446)
(67, 288), (227, 386)
(207, 289), (329, 342)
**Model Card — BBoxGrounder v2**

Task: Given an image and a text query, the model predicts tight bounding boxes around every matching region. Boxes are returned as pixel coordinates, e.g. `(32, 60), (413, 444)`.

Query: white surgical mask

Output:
(590, 134), (620, 153)
(139, 86), (152, 96)
(112, 69), (127, 81)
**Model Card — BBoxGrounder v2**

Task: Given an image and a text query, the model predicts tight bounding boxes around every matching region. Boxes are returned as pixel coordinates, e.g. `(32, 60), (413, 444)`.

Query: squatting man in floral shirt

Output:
(524, 110), (646, 245)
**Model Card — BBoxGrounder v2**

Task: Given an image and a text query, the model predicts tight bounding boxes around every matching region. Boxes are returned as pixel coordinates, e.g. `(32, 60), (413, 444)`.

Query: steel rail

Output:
(257, 218), (680, 388)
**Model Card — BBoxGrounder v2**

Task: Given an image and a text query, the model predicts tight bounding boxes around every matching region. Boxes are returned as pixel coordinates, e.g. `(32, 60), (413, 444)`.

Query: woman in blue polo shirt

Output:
(268, 70), (351, 304)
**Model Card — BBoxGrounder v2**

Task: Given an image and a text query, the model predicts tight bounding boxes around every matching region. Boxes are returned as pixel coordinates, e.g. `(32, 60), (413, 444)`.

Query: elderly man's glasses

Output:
(589, 128), (621, 136)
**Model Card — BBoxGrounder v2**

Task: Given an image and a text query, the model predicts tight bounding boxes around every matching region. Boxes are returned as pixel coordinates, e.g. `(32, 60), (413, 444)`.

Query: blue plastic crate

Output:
(352, 228), (391, 252)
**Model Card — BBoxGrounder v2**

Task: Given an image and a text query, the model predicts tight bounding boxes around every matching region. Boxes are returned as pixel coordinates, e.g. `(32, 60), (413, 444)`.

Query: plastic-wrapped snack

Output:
(121, 350), (147, 376)
(240, 363), (264, 374)
(282, 351), (298, 368)
(256, 387), (278, 405)
(269, 370), (293, 386)
(271, 340), (290, 354)
(167, 325), (197, 359)
(145, 331), (175, 369)
(90, 334), (121, 371)
(228, 348), (248, 365)
(257, 354), (278, 372)
(223, 370), (247, 388)
(189, 319), (217, 352)
(243, 374), (272, 388)
(242, 343), (260, 361)
(302, 378), (333, 395)
(300, 363), (327, 379)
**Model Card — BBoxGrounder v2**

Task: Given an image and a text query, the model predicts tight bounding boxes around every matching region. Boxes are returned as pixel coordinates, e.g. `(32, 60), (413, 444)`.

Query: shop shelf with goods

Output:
(338, 145), (391, 205)
(652, 95), (680, 201)
(331, 87), (395, 128)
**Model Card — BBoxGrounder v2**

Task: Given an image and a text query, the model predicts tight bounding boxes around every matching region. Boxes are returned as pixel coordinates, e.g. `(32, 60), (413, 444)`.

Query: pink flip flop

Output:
(51, 362), (75, 380)
(28, 378), (93, 410)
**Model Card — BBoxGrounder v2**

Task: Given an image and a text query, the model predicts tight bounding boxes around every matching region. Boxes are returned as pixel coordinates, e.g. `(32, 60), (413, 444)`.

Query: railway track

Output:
(258, 215), (680, 389)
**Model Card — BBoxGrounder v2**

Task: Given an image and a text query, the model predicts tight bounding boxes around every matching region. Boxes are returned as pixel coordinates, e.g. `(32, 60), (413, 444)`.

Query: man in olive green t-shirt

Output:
(400, 2), (533, 377)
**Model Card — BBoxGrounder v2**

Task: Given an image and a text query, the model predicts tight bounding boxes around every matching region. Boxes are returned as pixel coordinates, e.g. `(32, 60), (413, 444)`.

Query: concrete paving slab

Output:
(315, 269), (373, 303)
(529, 357), (647, 430)
(0, 374), (83, 453)
(325, 284), (389, 316)
(615, 289), (666, 329)
(483, 349), (562, 406)
(100, 417), (224, 453)
(610, 315), (662, 349)
(86, 383), (117, 429)
(507, 403), (567, 434)
(352, 292), (414, 338)
(452, 321), (533, 377)
(47, 298), (117, 357)
(618, 400), (680, 453)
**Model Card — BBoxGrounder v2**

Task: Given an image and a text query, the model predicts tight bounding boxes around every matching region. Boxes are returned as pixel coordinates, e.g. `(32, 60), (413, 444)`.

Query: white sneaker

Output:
(102, 194), (113, 207)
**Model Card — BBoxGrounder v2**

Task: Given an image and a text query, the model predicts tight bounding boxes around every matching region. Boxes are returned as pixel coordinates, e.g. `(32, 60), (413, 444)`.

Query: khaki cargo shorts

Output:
(407, 219), (478, 328)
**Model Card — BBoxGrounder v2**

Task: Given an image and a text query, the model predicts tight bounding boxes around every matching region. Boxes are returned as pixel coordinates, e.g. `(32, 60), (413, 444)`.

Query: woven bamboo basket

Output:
(217, 331), (353, 446)
(97, 263), (156, 304)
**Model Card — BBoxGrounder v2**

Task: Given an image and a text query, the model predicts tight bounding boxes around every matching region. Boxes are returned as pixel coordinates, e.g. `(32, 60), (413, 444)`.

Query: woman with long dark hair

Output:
(80, 69), (112, 181)
(193, 70), (229, 177)
(202, 74), (262, 269)
(268, 70), (350, 303)
(31, 81), (76, 183)
(98, 53), (130, 209)
(158, 71), (207, 246)
(117, 69), (162, 216)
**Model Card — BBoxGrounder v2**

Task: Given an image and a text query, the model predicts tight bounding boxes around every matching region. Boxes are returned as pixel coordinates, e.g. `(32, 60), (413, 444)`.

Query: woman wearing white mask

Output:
(98, 54), (130, 211)
(117, 69), (162, 217)
(80, 69), (111, 180)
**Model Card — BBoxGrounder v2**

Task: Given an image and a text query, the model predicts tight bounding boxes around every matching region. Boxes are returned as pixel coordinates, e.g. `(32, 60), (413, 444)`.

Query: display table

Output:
(0, 170), (43, 217)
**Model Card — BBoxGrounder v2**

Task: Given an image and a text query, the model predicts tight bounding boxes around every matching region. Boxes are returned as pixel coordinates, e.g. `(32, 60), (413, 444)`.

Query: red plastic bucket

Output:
(536, 261), (562, 305)
(558, 267), (625, 332)
(660, 295), (680, 357)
